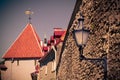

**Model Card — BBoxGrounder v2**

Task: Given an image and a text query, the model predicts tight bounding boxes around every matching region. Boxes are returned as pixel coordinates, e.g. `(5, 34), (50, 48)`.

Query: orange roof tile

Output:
(60, 31), (66, 41)
(2, 24), (44, 59)
(54, 28), (66, 38)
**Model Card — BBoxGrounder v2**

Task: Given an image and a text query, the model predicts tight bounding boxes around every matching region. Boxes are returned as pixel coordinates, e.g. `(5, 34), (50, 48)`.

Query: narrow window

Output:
(34, 60), (37, 66)
(17, 60), (19, 66)
(11, 58), (14, 63)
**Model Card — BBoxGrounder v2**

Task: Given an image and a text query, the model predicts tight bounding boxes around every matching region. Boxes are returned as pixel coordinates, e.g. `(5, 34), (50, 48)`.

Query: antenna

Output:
(25, 9), (34, 23)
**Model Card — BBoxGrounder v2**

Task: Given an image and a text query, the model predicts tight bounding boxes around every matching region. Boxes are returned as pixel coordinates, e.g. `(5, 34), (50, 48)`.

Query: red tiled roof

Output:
(54, 29), (66, 38)
(54, 28), (65, 38)
(60, 31), (66, 41)
(2, 24), (44, 59)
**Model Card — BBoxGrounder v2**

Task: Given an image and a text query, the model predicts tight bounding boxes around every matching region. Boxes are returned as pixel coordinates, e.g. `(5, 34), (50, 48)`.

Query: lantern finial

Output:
(25, 9), (34, 23)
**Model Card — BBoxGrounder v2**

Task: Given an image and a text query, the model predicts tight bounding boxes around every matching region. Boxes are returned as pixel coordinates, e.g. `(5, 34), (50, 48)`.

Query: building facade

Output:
(38, 28), (66, 80)
(1, 22), (66, 80)
(2, 24), (43, 80)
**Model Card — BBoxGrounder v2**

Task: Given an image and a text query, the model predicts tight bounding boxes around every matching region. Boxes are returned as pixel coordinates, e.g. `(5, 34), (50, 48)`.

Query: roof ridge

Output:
(30, 24), (44, 57)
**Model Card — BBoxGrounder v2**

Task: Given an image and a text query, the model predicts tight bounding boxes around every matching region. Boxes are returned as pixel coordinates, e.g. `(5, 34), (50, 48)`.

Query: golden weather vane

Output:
(25, 9), (34, 23)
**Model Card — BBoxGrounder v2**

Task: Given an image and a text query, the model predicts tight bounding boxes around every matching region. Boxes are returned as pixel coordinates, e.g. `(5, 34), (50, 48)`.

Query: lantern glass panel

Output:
(73, 29), (89, 46)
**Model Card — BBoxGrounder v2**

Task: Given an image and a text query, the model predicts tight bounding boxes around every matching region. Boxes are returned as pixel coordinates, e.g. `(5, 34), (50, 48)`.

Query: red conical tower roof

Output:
(2, 24), (44, 59)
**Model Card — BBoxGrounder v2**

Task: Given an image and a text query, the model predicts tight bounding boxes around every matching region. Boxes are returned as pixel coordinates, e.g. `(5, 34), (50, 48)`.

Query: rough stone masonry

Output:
(57, 0), (120, 80)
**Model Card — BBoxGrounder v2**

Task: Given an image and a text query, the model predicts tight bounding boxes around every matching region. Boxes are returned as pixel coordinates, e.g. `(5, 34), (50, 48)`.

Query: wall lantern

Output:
(73, 13), (90, 59)
(73, 22), (90, 47)
(73, 13), (107, 80)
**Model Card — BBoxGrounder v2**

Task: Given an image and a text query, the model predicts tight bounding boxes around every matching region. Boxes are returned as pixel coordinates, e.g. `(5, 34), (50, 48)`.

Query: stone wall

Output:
(57, 0), (120, 80)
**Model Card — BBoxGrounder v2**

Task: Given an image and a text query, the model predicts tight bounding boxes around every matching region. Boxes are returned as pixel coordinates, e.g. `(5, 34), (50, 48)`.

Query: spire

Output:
(25, 9), (34, 24)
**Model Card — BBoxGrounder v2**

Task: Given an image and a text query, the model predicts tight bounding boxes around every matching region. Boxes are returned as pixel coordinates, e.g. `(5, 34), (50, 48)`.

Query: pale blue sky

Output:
(0, 0), (76, 60)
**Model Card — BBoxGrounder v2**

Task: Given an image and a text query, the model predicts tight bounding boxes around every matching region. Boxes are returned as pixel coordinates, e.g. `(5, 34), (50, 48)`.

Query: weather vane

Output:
(25, 9), (34, 23)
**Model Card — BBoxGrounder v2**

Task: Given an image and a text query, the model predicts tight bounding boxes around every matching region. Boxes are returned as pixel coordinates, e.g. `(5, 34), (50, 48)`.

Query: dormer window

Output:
(17, 60), (19, 66)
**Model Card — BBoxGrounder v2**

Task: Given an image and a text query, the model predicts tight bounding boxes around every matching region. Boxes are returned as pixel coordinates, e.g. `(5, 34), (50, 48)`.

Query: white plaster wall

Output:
(1, 59), (36, 80)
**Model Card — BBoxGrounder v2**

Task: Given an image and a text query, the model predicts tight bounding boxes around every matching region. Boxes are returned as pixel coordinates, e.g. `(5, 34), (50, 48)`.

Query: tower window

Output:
(17, 60), (19, 66)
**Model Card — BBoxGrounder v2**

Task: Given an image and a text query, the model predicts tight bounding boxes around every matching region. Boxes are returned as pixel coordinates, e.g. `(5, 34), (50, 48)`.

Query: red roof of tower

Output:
(54, 28), (66, 38)
(2, 24), (44, 59)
